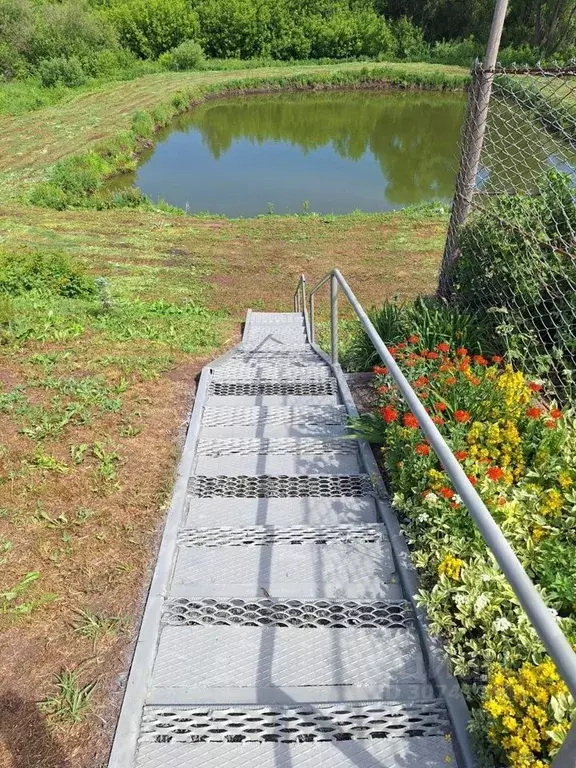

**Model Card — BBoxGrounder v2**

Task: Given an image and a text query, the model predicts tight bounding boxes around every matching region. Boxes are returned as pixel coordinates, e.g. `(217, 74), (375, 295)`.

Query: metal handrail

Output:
(305, 268), (576, 766)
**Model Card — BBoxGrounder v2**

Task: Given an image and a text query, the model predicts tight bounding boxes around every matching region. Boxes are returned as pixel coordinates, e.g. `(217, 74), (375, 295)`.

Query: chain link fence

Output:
(439, 62), (576, 396)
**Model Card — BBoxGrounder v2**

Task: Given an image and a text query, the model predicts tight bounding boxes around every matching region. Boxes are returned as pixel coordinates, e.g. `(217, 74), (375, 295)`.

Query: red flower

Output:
(456, 347), (468, 357)
(472, 355), (488, 366)
(377, 385), (389, 394)
(492, 355), (503, 364)
(414, 376), (429, 388)
(432, 415), (444, 426)
(415, 443), (430, 456)
(487, 466), (505, 482)
(434, 402), (447, 412)
(454, 450), (468, 461)
(388, 346), (399, 357)
(408, 335), (420, 344)
(380, 405), (398, 423)
(436, 342), (450, 353)
(528, 382), (542, 392)
(469, 376), (481, 386)
(454, 410), (471, 423)
(458, 360), (470, 372)
(446, 376), (457, 386)
(438, 486), (454, 499)
(545, 419), (557, 429)
(426, 351), (440, 360)
(403, 413), (419, 429)
(467, 474), (478, 486)
(397, 343), (406, 349)
(374, 366), (388, 375)
(550, 408), (562, 419)
(526, 406), (544, 419)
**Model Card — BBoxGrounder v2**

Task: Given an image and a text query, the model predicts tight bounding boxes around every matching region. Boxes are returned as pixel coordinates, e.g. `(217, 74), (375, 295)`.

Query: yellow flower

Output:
(437, 555), (465, 581)
(558, 470), (573, 489)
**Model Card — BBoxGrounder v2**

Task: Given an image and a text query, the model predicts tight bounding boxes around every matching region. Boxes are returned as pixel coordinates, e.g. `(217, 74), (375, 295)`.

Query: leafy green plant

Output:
(37, 56), (86, 87)
(1, 571), (55, 615)
(41, 668), (96, 724)
(343, 296), (496, 371)
(160, 39), (205, 71)
(0, 249), (96, 298)
(73, 608), (127, 648)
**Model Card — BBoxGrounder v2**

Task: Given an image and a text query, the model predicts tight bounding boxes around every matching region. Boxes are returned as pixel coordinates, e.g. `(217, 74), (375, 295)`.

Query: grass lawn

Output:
(0, 61), (456, 767)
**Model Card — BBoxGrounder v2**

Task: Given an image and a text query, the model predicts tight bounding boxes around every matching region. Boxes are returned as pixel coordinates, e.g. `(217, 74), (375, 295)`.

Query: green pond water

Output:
(109, 89), (576, 216)
(111, 90), (466, 216)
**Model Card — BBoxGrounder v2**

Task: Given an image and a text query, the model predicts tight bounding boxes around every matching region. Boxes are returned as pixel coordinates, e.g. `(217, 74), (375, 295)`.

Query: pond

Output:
(110, 90), (466, 216)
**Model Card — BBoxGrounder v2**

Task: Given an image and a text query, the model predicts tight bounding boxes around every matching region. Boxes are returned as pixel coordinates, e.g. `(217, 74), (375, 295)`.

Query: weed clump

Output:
(0, 250), (96, 298)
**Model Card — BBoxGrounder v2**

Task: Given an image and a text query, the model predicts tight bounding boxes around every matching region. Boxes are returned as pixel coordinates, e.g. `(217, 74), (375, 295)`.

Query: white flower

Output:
(492, 617), (512, 633)
(423, 492), (439, 505)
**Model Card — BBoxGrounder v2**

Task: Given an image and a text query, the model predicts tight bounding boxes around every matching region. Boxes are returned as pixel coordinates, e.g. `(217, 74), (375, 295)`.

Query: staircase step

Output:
(170, 536), (399, 598)
(185, 497), (379, 527)
(195, 453), (361, 476)
(200, 423), (350, 439)
(187, 474), (375, 498)
(149, 625), (429, 690)
(212, 364), (331, 381)
(201, 405), (348, 428)
(135, 739), (457, 768)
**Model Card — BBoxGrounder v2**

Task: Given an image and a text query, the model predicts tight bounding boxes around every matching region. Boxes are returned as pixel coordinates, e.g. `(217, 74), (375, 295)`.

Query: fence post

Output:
(437, 0), (509, 299)
(330, 272), (339, 366)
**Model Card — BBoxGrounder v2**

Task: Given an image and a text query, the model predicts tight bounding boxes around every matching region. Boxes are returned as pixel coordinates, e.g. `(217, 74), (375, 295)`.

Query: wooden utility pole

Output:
(437, 0), (509, 299)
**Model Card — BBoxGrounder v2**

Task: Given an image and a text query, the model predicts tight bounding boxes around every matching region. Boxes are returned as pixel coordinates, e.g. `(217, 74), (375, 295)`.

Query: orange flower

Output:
(397, 343), (406, 349)
(472, 355), (488, 366)
(415, 443), (430, 456)
(469, 376), (481, 386)
(487, 466), (505, 482)
(492, 355), (503, 364)
(458, 360), (470, 372)
(528, 382), (542, 392)
(454, 450), (468, 461)
(432, 415), (444, 426)
(446, 376), (457, 386)
(454, 410), (471, 423)
(456, 347), (468, 357)
(388, 346), (399, 357)
(438, 486), (454, 499)
(374, 366), (388, 375)
(550, 408), (562, 419)
(414, 376), (429, 388)
(380, 405), (398, 423)
(408, 335), (420, 344)
(545, 419), (557, 429)
(426, 351), (440, 360)
(450, 500), (461, 508)
(403, 413), (419, 429)
(526, 406), (544, 419)
(436, 342), (450, 353)
(434, 402), (447, 412)
(467, 474), (478, 486)
(377, 385), (389, 394)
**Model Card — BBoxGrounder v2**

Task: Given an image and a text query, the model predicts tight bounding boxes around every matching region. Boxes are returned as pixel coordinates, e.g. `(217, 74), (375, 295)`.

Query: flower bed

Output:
(353, 336), (576, 766)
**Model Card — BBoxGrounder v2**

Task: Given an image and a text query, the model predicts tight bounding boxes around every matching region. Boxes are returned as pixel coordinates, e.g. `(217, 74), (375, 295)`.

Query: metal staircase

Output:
(108, 309), (472, 768)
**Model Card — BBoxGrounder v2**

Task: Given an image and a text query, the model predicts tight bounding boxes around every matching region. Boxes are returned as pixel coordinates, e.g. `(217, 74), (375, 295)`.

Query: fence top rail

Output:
(305, 267), (576, 704)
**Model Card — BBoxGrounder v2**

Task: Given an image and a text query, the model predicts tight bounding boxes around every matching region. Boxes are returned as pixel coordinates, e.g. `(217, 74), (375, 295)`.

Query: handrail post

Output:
(330, 272), (338, 366)
(309, 294), (315, 344)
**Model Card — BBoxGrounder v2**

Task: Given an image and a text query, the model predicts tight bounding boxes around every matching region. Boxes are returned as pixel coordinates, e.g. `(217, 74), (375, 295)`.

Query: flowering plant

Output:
(351, 335), (576, 765)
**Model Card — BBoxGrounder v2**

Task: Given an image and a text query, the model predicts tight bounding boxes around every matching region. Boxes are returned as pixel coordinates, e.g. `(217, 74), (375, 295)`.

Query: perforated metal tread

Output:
(188, 474), (375, 498)
(140, 700), (450, 742)
(212, 364), (331, 381)
(200, 424), (350, 439)
(151, 626), (429, 689)
(163, 597), (412, 628)
(170, 539), (400, 599)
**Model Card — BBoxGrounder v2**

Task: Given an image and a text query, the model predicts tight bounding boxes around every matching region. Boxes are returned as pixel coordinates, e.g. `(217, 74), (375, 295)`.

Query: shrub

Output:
(454, 171), (576, 377)
(306, 7), (395, 59)
(38, 56), (86, 88)
(391, 16), (429, 61)
(430, 36), (482, 66)
(27, 0), (117, 65)
(195, 0), (260, 59)
(0, 0), (33, 78)
(0, 250), (96, 298)
(104, 0), (198, 59)
(159, 39), (205, 71)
